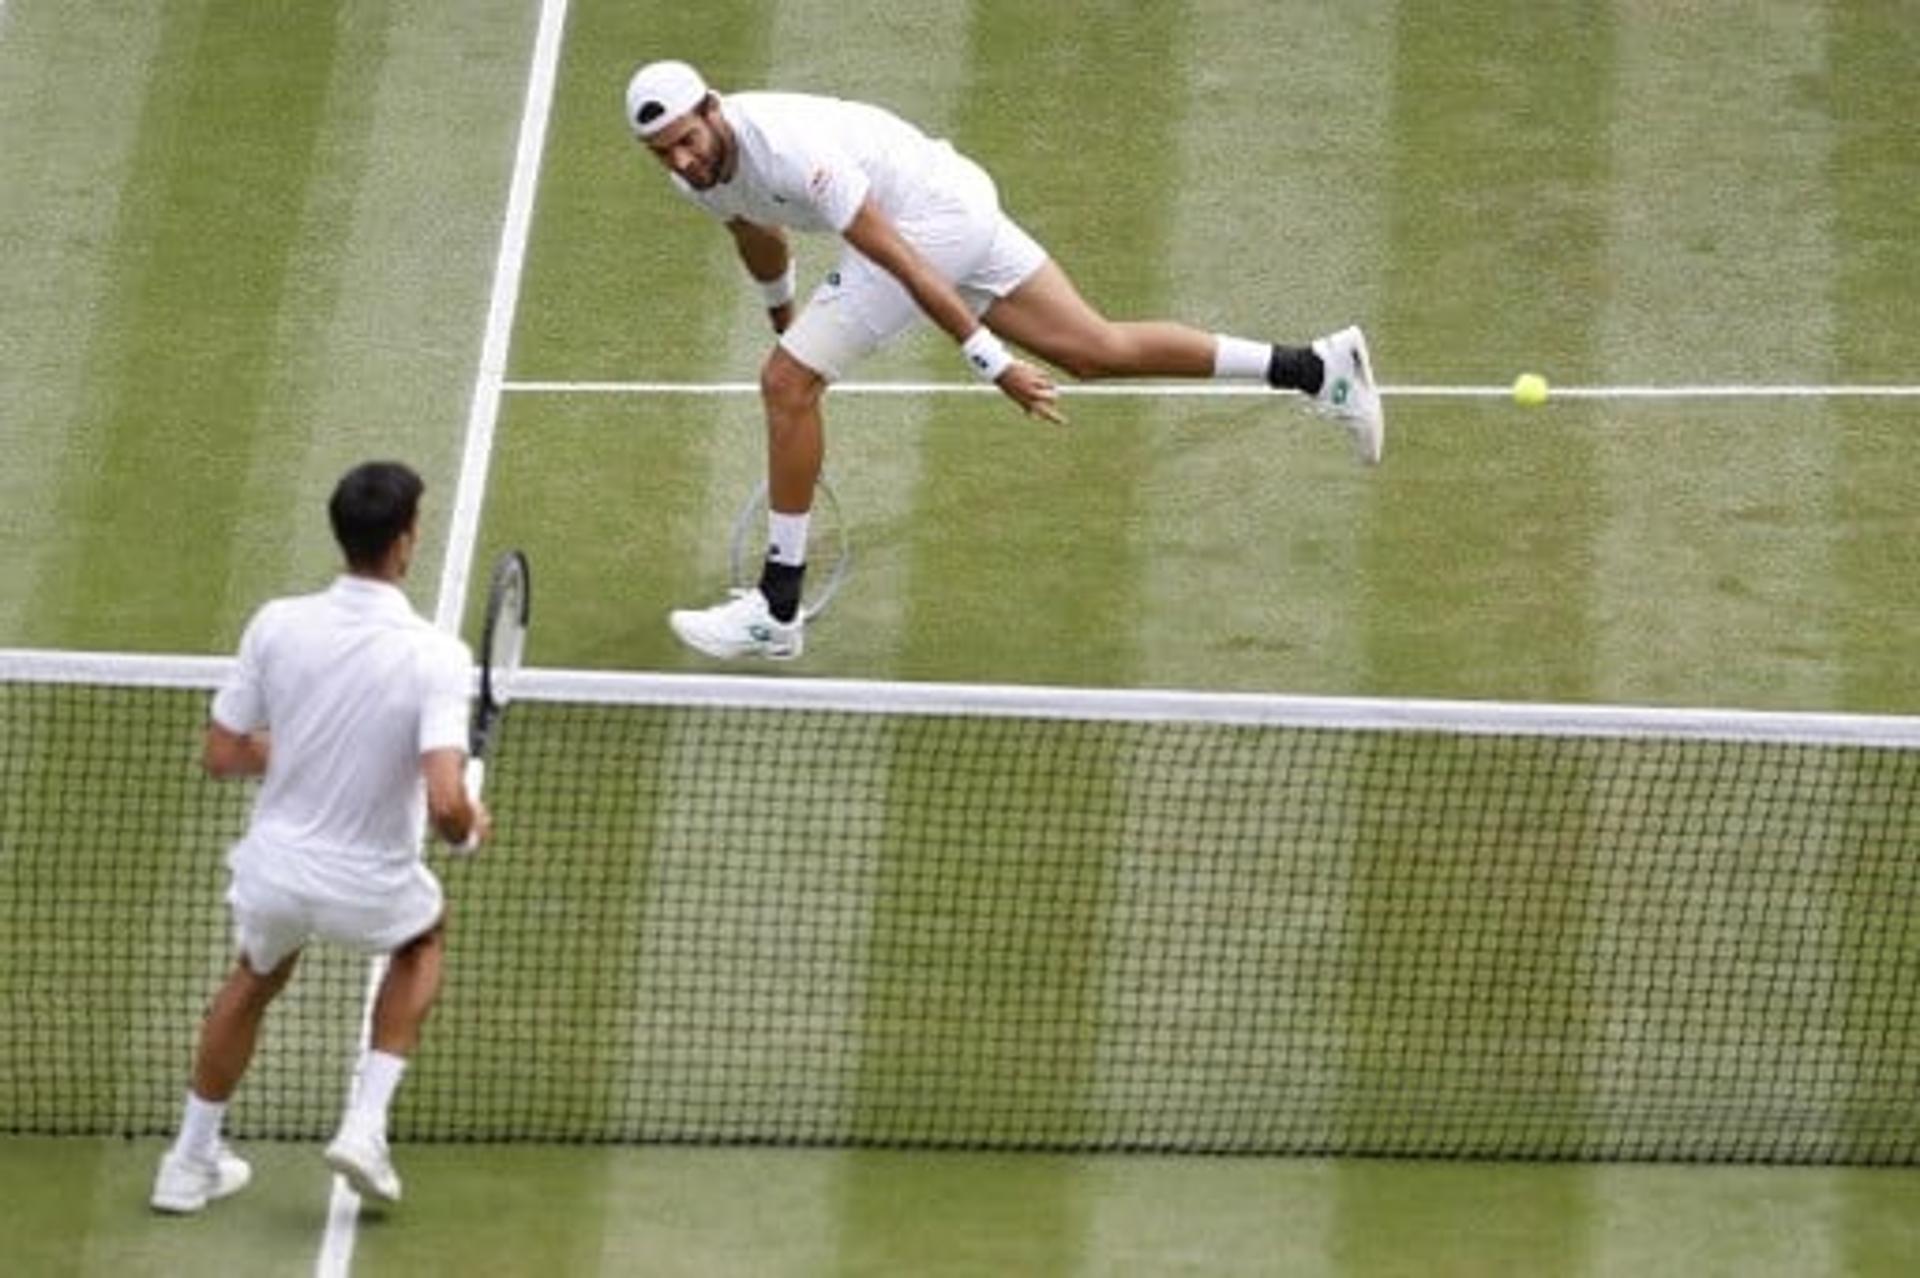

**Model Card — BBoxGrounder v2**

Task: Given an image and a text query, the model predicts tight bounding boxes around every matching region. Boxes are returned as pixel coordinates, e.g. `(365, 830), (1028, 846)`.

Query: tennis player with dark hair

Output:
(626, 59), (1385, 662)
(151, 460), (488, 1214)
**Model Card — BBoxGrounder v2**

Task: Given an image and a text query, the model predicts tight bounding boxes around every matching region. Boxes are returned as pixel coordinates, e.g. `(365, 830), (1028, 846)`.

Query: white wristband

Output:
(961, 327), (1011, 382)
(756, 264), (796, 310)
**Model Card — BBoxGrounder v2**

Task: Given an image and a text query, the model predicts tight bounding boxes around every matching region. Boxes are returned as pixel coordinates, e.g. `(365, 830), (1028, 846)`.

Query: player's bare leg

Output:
(192, 952), (299, 1101)
(982, 261), (1216, 378)
(326, 921), (446, 1207)
(151, 953), (296, 1213)
(370, 920), (445, 1057)
(760, 345), (827, 531)
(668, 346), (818, 660)
(754, 345), (825, 625)
(983, 260), (1382, 463)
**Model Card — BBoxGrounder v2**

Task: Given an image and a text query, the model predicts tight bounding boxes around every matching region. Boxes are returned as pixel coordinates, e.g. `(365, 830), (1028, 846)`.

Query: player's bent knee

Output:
(760, 348), (827, 413)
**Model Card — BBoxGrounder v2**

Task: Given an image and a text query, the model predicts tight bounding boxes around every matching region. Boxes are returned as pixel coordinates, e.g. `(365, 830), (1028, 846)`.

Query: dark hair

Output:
(328, 461), (424, 569)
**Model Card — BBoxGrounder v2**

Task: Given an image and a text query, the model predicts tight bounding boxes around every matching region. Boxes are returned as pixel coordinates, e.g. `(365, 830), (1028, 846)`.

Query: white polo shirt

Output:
(671, 91), (967, 234)
(214, 575), (471, 901)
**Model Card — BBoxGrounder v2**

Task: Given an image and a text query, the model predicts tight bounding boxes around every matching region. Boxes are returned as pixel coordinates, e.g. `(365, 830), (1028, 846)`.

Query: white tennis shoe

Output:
(1311, 325), (1385, 465)
(669, 588), (804, 661)
(150, 1142), (252, 1214)
(325, 1115), (402, 1206)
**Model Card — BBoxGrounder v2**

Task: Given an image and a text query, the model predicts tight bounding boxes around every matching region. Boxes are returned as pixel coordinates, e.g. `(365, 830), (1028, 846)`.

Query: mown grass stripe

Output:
(31, 0), (344, 653)
(1828, 0), (1920, 717)
(0, 0), (169, 639)
(1339, 0), (1613, 1265)
(1593, 7), (1840, 712)
(218, 1), (400, 615)
(1585, 1164), (1848, 1275)
(1588, 14), (1845, 1269)
(1827, 1), (1920, 1266)
(224, 1), (539, 623)
(1085, 3), (1394, 1265)
(1144, 3), (1392, 695)
(847, 2), (1192, 1271)
(1361, 13), (1606, 702)
(891, 0), (1181, 688)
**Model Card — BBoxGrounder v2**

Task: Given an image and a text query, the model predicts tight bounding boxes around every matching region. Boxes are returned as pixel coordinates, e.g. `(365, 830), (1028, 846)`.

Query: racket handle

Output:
(456, 756), (487, 854)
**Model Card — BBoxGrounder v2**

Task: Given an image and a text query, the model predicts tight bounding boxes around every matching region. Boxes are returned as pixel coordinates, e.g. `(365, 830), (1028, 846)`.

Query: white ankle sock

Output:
(174, 1091), (227, 1160)
(768, 510), (811, 567)
(1212, 334), (1271, 380)
(352, 1050), (408, 1127)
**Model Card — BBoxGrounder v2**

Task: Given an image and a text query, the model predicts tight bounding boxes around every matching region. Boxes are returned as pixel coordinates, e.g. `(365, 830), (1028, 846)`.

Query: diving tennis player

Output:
(625, 59), (1384, 661)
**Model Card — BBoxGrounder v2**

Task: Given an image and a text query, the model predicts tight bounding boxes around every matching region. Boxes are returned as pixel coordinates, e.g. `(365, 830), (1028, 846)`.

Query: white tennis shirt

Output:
(213, 575), (471, 897)
(671, 91), (969, 234)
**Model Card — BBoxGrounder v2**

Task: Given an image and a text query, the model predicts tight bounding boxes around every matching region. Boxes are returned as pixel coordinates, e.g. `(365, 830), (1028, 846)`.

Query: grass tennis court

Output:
(4, 0), (1919, 1274)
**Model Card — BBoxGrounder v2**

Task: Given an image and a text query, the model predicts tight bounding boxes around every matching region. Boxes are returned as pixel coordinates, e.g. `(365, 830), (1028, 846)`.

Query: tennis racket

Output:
(460, 549), (531, 851)
(727, 474), (852, 622)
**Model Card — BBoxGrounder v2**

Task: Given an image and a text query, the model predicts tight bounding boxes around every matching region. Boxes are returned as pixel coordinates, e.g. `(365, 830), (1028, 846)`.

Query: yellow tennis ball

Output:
(1512, 373), (1549, 406)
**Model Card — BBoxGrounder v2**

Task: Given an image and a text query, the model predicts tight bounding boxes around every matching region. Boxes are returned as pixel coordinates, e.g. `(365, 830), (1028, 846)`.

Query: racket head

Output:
(727, 475), (852, 622)
(472, 549), (531, 756)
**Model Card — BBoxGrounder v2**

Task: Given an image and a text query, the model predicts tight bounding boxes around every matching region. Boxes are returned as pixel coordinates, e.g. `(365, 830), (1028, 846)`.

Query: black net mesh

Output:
(3, 666), (1916, 1162)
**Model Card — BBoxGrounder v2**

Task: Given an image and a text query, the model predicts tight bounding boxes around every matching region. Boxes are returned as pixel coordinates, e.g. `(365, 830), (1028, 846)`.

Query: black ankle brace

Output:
(1267, 345), (1325, 396)
(759, 557), (805, 623)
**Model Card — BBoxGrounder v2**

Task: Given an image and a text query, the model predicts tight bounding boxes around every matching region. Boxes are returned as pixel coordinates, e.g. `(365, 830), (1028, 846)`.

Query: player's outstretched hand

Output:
(999, 360), (1064, 424)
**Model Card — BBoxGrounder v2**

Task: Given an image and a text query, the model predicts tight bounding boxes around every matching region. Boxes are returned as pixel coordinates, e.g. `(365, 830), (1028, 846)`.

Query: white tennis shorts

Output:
(780, 154), (1048, 382)
(226, 851), (444, 975)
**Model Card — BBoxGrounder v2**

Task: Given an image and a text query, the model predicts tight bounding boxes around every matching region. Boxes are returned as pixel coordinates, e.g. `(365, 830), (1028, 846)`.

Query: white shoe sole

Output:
(150, 1188), (210, 1214)
(151, 1153), (251, 1214)
(325, 1142), (401, 1205)
(668, 614), (802, 661)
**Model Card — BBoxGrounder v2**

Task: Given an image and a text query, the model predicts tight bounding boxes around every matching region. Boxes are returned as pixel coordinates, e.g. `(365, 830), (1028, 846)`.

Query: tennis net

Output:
(3, 649), (1916, 1162)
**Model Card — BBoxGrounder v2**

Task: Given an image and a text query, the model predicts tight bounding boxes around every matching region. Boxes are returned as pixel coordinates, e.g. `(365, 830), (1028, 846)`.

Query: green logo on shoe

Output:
(1332, 379), (1351, 407)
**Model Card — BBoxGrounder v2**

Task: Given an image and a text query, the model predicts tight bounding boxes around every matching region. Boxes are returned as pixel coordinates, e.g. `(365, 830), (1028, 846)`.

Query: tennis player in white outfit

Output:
(151, 461), (488, 1215)
(625, 60), (1385, 662)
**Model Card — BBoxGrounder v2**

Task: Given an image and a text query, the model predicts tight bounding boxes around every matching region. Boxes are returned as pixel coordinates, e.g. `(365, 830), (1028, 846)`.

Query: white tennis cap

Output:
(626, 60), (709, 138)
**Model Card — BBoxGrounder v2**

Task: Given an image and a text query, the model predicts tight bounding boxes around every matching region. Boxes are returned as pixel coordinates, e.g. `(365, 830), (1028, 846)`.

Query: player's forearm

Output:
(897, 260), (979, 344)
(727, 221), (795, 326)
(840, 201), (978, 343)
(202, 725), (269, 778)
(867, 234), (976, 342)
(728, 219), (789, 282)
(422, 749), (477, 844)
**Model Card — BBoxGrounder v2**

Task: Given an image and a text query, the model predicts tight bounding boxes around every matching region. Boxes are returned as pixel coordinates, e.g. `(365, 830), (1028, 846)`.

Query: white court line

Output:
(431, 3), (569, 632)
(315, 2), (569, 1276)
(502, 378), (1920, 399)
